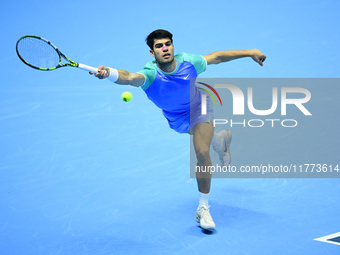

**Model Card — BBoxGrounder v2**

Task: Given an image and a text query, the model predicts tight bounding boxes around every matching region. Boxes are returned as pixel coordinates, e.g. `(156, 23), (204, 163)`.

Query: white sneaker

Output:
(213, 129), (232, 167)
(195, 205), (216, 231)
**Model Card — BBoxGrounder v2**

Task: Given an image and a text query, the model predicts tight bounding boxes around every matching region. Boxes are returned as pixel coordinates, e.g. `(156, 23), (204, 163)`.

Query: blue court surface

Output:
(1, 77), (339, 255)
(1, 1), (340, 254)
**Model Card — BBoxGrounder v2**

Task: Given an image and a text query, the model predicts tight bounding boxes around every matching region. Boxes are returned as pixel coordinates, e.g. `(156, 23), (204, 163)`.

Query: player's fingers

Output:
(254, 57), (263, 66)
(96, 66), (109, 78)
(101, 69), (108, 77)
(258, 56), (266, 66)
(98, 71), (103, 78)
(97, 65), (106, 71)
(97, 69), (108, 79)
(94, 70), (102, 78)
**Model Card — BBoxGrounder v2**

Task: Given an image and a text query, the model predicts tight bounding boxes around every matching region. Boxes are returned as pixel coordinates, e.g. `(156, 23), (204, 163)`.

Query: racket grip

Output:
(77, 63), (98, 73)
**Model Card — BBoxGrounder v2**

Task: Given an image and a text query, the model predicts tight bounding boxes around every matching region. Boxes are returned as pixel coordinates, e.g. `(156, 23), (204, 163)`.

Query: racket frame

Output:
(16, 35), (97, 73)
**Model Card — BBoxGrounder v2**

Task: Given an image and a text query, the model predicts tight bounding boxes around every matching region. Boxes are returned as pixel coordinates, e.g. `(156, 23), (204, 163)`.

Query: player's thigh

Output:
(192, 121), (214, 154)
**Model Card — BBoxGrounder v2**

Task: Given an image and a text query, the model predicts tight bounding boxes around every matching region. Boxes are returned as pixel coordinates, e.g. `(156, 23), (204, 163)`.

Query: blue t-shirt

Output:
(137, 53), (207, 133)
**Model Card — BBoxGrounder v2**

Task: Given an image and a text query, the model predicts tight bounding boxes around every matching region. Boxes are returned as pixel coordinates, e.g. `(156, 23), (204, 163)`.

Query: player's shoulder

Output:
(175, 52), (191, 61)
(175, 53), (207, 75)
(137, 60), (158, 90)
(143, 59), (157, 70)
(175, 52), (204, 63)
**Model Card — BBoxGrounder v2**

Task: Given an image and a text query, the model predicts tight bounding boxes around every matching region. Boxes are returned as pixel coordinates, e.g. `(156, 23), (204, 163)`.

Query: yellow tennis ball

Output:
(122, 92), (132, 102)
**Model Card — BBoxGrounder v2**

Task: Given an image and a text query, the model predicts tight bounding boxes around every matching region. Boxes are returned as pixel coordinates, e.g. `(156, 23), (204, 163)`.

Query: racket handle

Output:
(77, 63), (98, 73)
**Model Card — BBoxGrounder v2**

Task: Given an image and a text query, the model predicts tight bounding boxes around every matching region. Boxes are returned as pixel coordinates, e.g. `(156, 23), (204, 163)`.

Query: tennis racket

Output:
(16, 35), (99, 73)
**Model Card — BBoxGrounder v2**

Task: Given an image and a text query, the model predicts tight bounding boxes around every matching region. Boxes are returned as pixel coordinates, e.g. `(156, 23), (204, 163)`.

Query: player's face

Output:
(150, 38), (175, 65)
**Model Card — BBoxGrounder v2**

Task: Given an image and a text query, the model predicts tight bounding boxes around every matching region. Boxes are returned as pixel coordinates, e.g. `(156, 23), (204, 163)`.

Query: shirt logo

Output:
(184, 74), (190, 80)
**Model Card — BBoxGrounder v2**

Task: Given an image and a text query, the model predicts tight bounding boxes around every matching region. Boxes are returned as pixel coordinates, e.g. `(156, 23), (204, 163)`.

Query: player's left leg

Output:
(192, 121), (216, 230)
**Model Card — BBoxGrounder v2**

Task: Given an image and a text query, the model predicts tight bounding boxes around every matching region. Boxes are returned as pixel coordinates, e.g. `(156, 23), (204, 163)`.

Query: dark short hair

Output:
(146, 29), (173, 50)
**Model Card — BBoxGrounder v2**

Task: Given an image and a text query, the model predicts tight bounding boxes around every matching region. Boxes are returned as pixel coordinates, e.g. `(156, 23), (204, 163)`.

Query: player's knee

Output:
(195, 146), (210, 161)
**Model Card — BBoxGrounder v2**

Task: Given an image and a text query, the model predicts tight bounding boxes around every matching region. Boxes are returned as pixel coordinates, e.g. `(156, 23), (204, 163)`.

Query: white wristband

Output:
(107, 68), (119, 83)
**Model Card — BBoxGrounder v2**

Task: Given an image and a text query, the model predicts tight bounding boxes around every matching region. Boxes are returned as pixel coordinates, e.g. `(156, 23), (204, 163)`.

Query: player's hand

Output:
(89, 65), (110, 79)
(250, 49), (266, 66)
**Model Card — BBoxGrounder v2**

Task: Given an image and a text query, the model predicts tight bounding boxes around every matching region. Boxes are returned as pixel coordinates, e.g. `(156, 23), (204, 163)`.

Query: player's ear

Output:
(150, 49), (155, 57)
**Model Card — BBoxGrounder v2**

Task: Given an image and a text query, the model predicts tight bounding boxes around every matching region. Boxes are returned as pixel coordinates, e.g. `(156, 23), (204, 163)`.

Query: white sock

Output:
(211, 132), (222, 148)
(199, 192), (210, 207)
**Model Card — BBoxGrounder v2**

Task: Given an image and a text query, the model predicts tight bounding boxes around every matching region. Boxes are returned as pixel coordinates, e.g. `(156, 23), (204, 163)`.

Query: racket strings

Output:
(17, 37), (60, 69)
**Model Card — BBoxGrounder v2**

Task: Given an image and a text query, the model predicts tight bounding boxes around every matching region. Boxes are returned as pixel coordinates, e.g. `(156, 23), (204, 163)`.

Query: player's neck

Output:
(157, 59), (177, 73)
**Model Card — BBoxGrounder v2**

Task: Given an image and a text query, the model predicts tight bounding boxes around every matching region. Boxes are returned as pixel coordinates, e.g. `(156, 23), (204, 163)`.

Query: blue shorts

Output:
(162, 92), (214, 134)
(189, 92), (214, 132)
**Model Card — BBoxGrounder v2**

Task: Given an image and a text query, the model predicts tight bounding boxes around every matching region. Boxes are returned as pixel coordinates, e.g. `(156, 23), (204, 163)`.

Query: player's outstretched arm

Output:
(203, 49), (266, 66)
(90, 65), (145, 87)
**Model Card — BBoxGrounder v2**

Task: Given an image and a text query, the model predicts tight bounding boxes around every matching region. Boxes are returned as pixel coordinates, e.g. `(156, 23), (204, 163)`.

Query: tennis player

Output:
(92, 29), (266, 231)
